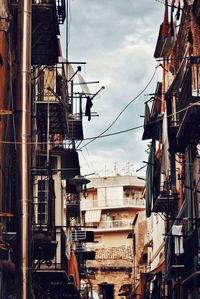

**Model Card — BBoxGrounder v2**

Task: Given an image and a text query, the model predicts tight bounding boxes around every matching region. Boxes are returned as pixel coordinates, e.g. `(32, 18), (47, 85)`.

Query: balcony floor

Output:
(152, 193), (179, 213)
(37, 102), (83, 140)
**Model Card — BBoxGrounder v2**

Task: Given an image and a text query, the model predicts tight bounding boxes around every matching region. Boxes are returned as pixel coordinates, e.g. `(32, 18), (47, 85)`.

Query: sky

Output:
(60, 0), (165, 177)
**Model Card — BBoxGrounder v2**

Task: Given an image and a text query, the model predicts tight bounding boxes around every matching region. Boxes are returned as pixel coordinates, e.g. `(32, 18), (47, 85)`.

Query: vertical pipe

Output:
(16, 0), (32, 297)
(0, 0), (9, 213)
(66, 0), (68, 62)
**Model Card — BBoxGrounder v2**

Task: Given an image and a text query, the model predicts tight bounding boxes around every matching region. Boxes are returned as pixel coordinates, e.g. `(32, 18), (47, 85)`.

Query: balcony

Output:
(176, 99), (200, 151)
(152, 191), (179, 214)
(37, 103), (84, 140)
(94, 219), (133, 232)
(81, 197), (145, 211)
(33, 231), (57, 261)
(32, 227), (72, 298)
(176, 56), (200, 151)
(34, 63), (84, 141)
(33, 227), (68, 269)
(32, 1), (60, 65)
(66, 201), (80, 221)
(183, 227), (200, 283)
(9, 0), (65, 65)
(72, 230), (94, 242)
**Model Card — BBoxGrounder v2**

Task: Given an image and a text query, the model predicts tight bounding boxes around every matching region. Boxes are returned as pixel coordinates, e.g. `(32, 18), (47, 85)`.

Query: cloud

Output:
(60, 0), (164, 176)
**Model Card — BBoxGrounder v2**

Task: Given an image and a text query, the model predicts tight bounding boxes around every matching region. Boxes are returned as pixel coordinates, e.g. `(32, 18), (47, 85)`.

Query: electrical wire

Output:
(79, 100), (200, 142)
(79, 124), (144, 142)
(78, 65), (160, 150)
(157, 213), (167, 221)
(155, 0), (199, 28)
(76, 139), (83, 149)
(154, 0), (173, 7)
(175, 15), (200, 28)
(154, 0), (181, 9)
(80, 149), (96, 175)
(0, 92), (198, 146)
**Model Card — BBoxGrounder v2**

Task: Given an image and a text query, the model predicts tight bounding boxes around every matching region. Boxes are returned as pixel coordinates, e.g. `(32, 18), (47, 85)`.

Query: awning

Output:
(149, 259), (165, 275)
(134, 260), (165, 298)
(68, 251), (80, 289)
(85, 209), (101, 223)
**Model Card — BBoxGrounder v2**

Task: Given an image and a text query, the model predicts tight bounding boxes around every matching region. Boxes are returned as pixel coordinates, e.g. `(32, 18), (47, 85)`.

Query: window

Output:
(35, 179), (49, 225)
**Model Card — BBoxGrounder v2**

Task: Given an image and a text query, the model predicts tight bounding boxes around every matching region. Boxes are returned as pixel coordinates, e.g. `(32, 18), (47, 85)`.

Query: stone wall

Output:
(87, 246), (133, 298)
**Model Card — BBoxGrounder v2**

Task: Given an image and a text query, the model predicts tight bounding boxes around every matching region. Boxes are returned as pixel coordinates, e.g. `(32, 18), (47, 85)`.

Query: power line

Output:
(154, 0), (180, 9)
(0, 97), (198, 146)
(80, 124), (144, 141)
(80, 147), (97, 175)
(78, 65), (160, 150)
(78, 100), (200, 143)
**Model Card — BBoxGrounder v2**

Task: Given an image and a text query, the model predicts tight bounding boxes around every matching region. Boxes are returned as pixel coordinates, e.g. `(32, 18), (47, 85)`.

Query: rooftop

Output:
(87, 175), (145, 189)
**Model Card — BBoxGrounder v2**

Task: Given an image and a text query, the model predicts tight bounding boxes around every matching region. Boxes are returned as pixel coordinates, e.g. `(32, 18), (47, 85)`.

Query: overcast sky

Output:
(60, 0), (165, 177)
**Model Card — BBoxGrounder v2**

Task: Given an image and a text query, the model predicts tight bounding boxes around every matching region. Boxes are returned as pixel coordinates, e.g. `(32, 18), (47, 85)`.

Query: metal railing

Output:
(177, 57), (200, 123)
(10, 0), (66, 25)
(81, 197), (145, 210)
(97, 219), (133, 230)
(184, 226), (200, 278)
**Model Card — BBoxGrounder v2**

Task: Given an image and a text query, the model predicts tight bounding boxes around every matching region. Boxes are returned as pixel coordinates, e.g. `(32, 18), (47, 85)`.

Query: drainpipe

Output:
(0, 0), (9, 212)
(16, 0), (32, 297)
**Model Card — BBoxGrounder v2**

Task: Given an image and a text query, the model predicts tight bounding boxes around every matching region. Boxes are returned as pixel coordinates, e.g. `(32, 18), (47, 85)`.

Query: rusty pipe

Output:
(16, 0), (32, 297)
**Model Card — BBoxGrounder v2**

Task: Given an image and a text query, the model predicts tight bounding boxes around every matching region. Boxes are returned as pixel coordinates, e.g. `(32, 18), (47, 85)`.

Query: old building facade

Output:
(138, 0), (200, 298)
(0, 0), (100, 297)
(80, 175), (146, 298)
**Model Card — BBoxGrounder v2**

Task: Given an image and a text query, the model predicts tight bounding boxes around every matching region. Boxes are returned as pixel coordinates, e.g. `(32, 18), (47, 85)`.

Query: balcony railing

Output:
(96, 219), (133, 230)
(81, 197), (145, 211)
(34, 63), (84, 141)
(152, 190), (179, 214)
(176, 57), (200, 151)
(184, 227), (200, 279)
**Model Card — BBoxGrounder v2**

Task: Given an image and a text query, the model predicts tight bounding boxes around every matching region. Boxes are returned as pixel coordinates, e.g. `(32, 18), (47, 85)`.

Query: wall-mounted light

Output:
(70, 175), (90, 193)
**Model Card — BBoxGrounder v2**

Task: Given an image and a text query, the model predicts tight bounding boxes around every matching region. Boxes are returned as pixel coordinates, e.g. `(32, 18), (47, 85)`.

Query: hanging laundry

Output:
(142, 102), (152, 140)
(85, 96), (93, 121)
(161, 110), (170, 178)
(144, 102), (151, 126)
(162, 0), (169, 38)
(68, 250), (80, 289)
(176, 0), (181, 20)
(172, 225), (184, 255)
